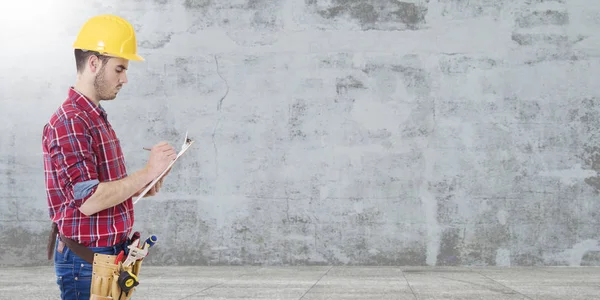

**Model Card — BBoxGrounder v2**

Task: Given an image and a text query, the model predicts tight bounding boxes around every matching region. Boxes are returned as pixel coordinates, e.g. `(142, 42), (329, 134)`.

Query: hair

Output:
(74, 49), (111, 73)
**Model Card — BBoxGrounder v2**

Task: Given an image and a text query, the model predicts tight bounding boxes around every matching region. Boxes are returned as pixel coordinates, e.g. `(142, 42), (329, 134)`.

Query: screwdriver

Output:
(142, 235), (157, 249)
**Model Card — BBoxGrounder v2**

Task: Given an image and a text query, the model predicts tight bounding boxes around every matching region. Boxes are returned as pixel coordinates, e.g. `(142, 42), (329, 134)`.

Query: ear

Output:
(87, 55), (101, 74)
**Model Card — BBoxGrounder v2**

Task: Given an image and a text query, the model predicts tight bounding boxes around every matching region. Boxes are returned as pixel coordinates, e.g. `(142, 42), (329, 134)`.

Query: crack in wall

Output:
(211, 55), (230, 178)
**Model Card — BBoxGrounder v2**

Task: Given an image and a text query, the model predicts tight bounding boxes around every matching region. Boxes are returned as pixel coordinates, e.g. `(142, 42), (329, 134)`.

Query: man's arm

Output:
(78, 167), (154, 216)
(78, 144), (176, 216)
(48, 116), (176, 216)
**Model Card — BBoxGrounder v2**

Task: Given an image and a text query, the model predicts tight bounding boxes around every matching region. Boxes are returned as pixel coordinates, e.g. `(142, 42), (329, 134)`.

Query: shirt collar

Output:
(68, 87), (107, 118)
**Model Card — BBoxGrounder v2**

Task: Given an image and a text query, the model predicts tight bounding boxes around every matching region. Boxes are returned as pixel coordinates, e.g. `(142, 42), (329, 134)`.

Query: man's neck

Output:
(73, 80), (100, 106)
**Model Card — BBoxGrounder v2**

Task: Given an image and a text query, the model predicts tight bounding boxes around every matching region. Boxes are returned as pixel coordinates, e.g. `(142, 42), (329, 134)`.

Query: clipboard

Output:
(133, 131), (194, 204)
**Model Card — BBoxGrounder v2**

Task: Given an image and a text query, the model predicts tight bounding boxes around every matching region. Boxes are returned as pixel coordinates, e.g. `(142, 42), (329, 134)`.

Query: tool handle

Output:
(128, 231), (141, 246)
(143, 235), (157, 248)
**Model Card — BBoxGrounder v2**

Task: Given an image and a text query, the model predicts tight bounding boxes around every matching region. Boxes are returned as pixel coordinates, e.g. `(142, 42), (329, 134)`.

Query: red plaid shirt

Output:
(42, 87), (134, 247)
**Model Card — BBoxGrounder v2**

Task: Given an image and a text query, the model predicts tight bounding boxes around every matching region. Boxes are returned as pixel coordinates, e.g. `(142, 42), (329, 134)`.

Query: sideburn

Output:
(93, 62), (109, 100)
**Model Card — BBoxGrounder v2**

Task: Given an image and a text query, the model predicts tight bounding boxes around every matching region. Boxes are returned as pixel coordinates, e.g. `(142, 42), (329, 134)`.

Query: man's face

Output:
(93, 56), (129, 101)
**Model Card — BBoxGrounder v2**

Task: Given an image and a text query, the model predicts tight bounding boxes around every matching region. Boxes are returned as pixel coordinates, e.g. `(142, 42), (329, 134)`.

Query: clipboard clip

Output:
(183, 131), (193, 148)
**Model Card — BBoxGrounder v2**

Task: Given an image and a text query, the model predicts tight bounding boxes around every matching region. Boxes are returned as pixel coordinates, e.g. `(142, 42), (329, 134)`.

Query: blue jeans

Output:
(54, 238), (126, 300)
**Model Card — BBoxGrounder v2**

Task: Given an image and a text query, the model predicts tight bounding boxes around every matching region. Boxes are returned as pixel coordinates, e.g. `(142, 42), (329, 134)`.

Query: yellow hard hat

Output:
(73, 14), (144, 61)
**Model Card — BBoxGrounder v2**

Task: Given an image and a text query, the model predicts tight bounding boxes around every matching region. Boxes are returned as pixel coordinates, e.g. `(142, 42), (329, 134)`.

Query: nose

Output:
(121, 72), (128, 84)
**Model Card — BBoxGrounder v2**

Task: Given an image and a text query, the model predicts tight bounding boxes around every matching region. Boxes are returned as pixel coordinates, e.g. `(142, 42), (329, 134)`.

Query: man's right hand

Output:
(145, 141), (177, 179)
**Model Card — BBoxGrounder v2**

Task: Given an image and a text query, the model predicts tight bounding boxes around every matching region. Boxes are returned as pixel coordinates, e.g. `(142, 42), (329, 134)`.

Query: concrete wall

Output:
(1, 0), (600, 267)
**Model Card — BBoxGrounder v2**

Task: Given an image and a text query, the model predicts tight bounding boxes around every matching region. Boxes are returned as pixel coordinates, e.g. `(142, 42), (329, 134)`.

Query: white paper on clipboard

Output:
(133, 131), (194, 204)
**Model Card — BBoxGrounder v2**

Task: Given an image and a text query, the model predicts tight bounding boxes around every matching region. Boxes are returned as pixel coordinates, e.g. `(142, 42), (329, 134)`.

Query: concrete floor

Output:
(1, 266), (600, 299)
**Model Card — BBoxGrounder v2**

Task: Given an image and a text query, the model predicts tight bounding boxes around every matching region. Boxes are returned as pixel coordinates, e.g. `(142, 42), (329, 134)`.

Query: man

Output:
(42, 14), (176, 299)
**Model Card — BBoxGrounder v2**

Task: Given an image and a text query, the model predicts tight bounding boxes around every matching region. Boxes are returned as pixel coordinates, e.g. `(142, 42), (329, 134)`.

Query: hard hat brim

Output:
(119, 52), (145, 62)
(75, 48), (145, 62)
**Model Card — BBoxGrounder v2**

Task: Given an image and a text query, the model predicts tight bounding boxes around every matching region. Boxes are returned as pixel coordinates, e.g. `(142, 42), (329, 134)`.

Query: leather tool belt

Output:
(47, 223), (145, 300)
(47, 223), (96, 264)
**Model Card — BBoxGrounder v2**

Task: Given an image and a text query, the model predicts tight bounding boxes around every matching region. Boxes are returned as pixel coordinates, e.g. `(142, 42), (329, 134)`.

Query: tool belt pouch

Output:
(90, 253), (140, 300)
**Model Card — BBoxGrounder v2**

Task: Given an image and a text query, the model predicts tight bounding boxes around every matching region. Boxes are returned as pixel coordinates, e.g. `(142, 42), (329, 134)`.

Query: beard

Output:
(93, 66), (121, 101)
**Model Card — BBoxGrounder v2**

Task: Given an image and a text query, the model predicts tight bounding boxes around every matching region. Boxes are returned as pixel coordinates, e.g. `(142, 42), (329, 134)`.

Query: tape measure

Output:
(118, 270), (139, 293)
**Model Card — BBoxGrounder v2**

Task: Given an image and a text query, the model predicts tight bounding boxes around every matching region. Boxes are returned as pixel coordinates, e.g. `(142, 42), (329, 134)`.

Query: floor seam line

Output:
(298, 266), (333, 300)
(401, 268), (419, 300)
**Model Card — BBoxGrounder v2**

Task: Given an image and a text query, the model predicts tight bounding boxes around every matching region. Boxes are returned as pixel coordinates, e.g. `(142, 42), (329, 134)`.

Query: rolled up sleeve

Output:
(47, 115), (99, 207)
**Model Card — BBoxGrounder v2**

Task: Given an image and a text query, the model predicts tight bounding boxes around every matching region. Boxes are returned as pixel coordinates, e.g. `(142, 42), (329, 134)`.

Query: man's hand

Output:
(145, 141), (177, 179)
(144, 175), (164, 197)
(144, 178), (161, 197)
(134, 166), (172, 198)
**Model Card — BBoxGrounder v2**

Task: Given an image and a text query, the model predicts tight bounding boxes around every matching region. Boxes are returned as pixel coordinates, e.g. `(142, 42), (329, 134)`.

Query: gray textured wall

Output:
(1, 0), (600, 267)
